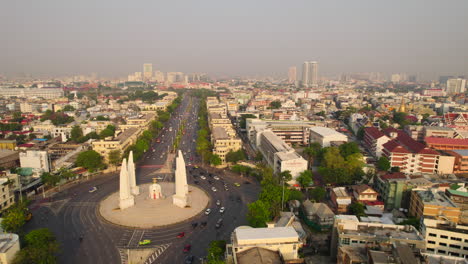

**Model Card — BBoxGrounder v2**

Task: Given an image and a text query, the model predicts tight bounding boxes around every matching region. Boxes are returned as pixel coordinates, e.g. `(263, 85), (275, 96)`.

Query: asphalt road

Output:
(25, 94), (260, 264)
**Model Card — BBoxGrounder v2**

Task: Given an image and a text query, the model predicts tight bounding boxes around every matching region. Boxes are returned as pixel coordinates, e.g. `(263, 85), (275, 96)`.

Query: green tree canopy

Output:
(70, 125), (83, 142)
(62, 105), (75, 112)
(1, 205), (26, 233)
(99, 128), (114, 139)
(322, 147), (346, 169)
(108, 150), (121, 167)
(339, 142), (360, 158)
(225, 149), (246, 164)
(13, 228), (60, 264)
(76, 150), (104, 172)
(309, 186), (326, 202)
(41, 172), (61, 187)
(278, 170), (292, 183)
(296, 170), (313, 189)
(210, 154), (222, 166)
(247, 200), (270, 227)
(377, 156), (391, 171)
(349, 202), (366, 217)
(206, 240), (226, 264)
(269, 100), (282, 109)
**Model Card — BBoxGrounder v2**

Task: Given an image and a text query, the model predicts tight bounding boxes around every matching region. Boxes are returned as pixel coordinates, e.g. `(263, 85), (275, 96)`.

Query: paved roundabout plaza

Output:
(99, 182), (209, 228)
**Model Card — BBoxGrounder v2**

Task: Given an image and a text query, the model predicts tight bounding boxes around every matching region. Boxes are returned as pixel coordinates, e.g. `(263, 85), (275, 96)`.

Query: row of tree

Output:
(195, 97), (222, 165)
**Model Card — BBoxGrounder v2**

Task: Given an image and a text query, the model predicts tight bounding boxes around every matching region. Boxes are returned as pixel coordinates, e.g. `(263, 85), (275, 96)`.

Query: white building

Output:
(302, 61), (318, 88)
(446, 78), (466, 94)
(0, 88), (64, 99)
(309, 127), (348, 147)
(226, 226), (301, 264)
(255, 130), (307, 183)
(19, 150), (51, 173)
(0, 233), (20, 264)
(421, 217), (468, 258)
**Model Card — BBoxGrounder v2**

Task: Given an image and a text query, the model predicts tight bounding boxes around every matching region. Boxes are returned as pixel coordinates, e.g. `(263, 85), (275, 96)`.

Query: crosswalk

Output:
(144, 244), (171, 264)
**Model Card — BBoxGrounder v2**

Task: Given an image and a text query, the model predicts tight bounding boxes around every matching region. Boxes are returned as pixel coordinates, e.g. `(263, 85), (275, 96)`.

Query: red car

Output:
(177, 232), (185, 238)
(183, 244), (191, 252)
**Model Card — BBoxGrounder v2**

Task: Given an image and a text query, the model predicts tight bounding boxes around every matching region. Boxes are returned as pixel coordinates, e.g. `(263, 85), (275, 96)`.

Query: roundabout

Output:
(99, 182), (209, 228)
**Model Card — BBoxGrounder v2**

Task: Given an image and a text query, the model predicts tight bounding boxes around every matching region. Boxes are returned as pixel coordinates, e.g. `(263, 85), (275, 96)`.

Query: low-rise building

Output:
(225, 226), (302, 264)
(0, 140), (16, 151)
(425, 137), (468, 151)
(421, 217), (468, 258)
(446, 149), (468, 174)
(331, 187), (352, 213)
(19, 150), (51, 173)
(409, 189), (461, 223)
(302, 200), (335, 228)
(363, 127), (390, 158)
(92, 127), (141, 162)
(309, 126), (348, 147)
(0, 233), (20, 264)
(0, 178), (15, 211)
(0, 150), (19, 169)
(211, 127), (242, 163)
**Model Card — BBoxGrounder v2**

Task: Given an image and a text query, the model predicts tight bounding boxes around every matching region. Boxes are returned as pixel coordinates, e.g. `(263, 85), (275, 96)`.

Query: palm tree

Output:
(303, 142), (322, 168)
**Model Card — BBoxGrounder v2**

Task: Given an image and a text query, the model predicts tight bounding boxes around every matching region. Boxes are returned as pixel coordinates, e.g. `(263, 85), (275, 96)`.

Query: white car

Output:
(211, 187), (217, 192)
(219, 207), (225, 213)
(213, 176), (220, 180)
(205, 208), (211, 215)
(89, 187), (98, 193)
(216, 200), (221, 206)
(200, 176), (206, 180)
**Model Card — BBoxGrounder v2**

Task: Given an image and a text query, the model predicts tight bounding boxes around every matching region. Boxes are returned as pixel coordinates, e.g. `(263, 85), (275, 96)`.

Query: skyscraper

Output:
(302, 61), (318, 88)
(446, 78), (466, 94)
(143, 63), (153, 81)
(288, 66), (297, 83)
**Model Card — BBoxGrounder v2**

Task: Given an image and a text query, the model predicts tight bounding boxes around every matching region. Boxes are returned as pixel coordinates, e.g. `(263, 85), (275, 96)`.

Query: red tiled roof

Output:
(365, 127), (385, 139)
(425, 137), (468, 147)
(380, 172), (407, 180)
(383, 139), (411, 154)
(18, 144), (34, 147)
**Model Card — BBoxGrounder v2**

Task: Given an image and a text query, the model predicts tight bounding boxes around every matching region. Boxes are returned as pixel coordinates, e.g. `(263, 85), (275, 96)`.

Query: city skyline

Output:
(1, 1), (468, 79)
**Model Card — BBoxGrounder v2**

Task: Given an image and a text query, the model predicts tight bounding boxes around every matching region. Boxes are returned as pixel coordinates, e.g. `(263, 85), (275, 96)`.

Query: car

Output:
(244, 181), (251, 184)
(215, 218), (223, 229)
(200, 221), (207, 228)
(194, 165), (198, 169)
(213, 176), (220, 180)
(139, 239), (151, 245)
(216, 200), (221, 206)
(205, 208), (211, 215)
(211, 187), (217, 192)
(183, 244), (191, 252)
(224, 187), (229, 191)
(177, 232), (185, 238)
(234, 183), (241, 187)
(184, 255), (194, 264)
(200, 176), (206, 180)
(208, 180), (213, 185)
(219, 207), (225, 213)
(237, 197), (242, 202)
(194, 180), (199, 185)
(191, 222), (198, 228)
(89, 187), (98, 193)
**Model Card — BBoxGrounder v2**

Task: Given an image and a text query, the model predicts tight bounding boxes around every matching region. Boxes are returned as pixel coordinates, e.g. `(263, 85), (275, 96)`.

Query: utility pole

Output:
(281, 176), (285, 211)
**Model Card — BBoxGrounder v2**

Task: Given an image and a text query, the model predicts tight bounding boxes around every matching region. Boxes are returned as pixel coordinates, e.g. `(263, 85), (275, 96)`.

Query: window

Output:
(451, 237), (462, 241)
(440, 243), (447, 246)
(438, 250), (446, 254)
(429, 233), (437, 237)
(449, 244), (461, 249)
(428, 241), (436, 244)
(441, 235), (448, 239)
(427, 248), (435, 252)
(450, 252), (460, 257)
(342, 238), (350, 245)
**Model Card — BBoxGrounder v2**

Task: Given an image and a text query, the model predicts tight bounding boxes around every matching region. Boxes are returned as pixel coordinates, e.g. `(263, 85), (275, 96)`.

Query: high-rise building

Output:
(302, 61), (318, 88)
(143, 63), (153, 81)
(288, 66), (297, 83)
(446, 78), (466, 94)
(154, 71), (165, 83)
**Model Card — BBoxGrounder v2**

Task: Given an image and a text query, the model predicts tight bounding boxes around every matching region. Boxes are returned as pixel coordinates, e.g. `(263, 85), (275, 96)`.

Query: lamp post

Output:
(281, 176), (285, 211)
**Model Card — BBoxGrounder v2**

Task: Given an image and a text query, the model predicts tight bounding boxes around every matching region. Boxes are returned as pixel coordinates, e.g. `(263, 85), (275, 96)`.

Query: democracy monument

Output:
(99, 150), (209, 228)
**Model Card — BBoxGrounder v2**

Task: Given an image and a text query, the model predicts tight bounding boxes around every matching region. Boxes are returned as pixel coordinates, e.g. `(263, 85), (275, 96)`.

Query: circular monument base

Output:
(99, 182), (209, 228)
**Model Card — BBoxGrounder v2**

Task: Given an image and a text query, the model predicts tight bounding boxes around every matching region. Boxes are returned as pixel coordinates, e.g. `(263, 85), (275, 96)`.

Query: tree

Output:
(85, 131), (100, 140)
(76, 150), (104, 172)
(288, 189), (304, 201)
(322, 147), (346, 169)
(303, 143), (322, 166)
(349, 202), (366, 217)
(108, 150), (121, 167)
(391, 166), (400, 172)
(70, 125), (83, 142)
(41, 172), (61, 187)
(1, 206), (26, 233)
(278, 170), (292, 183)
(13, 228), (60, 264)
(393, 112), (410, 127)
(62, 105), (75, 112)
(247, 200), (270, 227)
(225, 149), (246, 164)
(377, 156), (391, 171)
(356, 127), (365, 140)
(210, 154), (222, 166)
(99, 128), (114, 139)
(206, 240), (226, 264)
(269, 100), (282, 109)
(339, 142), (360, 158)
(57, 167), (74, 180)
(398, 217), (420, 230)
(254, 150), (263, 161)
(296, 170), (313, 189)
(309, 186), (326, 202)
(12, 111), (23, 122)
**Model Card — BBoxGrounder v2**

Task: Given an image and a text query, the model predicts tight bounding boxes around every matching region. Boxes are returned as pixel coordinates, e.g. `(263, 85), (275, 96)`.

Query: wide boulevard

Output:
(25, 94), (260, 264)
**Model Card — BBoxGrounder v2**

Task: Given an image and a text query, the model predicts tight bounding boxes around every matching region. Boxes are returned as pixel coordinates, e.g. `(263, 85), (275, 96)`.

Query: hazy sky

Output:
(1, 0), (468, 78)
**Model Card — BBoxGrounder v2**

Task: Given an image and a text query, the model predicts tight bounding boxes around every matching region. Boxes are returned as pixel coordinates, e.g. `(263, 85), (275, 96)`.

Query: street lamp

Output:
(281, 176), (285, 211)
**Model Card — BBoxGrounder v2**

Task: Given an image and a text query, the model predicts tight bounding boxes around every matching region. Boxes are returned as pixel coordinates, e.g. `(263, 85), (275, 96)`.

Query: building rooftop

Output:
(275, 150), (303, 161)
(0, 233), (19, 253)
(236, 247), (282, 264)
(212, 127), (230, 140)
(235, 226), (298, 244)
(0, 149), (18, 159)
(261, 130), (292, 153)
(341, 223), (424, 241)
(310, 126), (344, 137)
(333, 187), (350, 198)
(415, 189), (458, 208)
(116, 127), (139, 143)
(426, 137), (468, 146)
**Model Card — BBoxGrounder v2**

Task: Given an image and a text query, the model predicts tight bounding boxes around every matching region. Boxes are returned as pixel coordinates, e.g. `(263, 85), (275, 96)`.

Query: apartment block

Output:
(363, 127), (390, 158)
(409, 189), (461, 223)
(421, 217), (468, 258)
(446, 149), (468, 173)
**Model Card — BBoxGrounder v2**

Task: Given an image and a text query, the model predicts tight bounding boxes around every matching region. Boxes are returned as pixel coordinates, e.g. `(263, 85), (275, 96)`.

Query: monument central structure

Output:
(99, 149), (209, 228)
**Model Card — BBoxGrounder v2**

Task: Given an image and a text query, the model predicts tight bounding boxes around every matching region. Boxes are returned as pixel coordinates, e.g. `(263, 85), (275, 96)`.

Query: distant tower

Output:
(302, 61), (319, 88)
(288, 66), (297, 83)
(143, 63), (153, 81)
